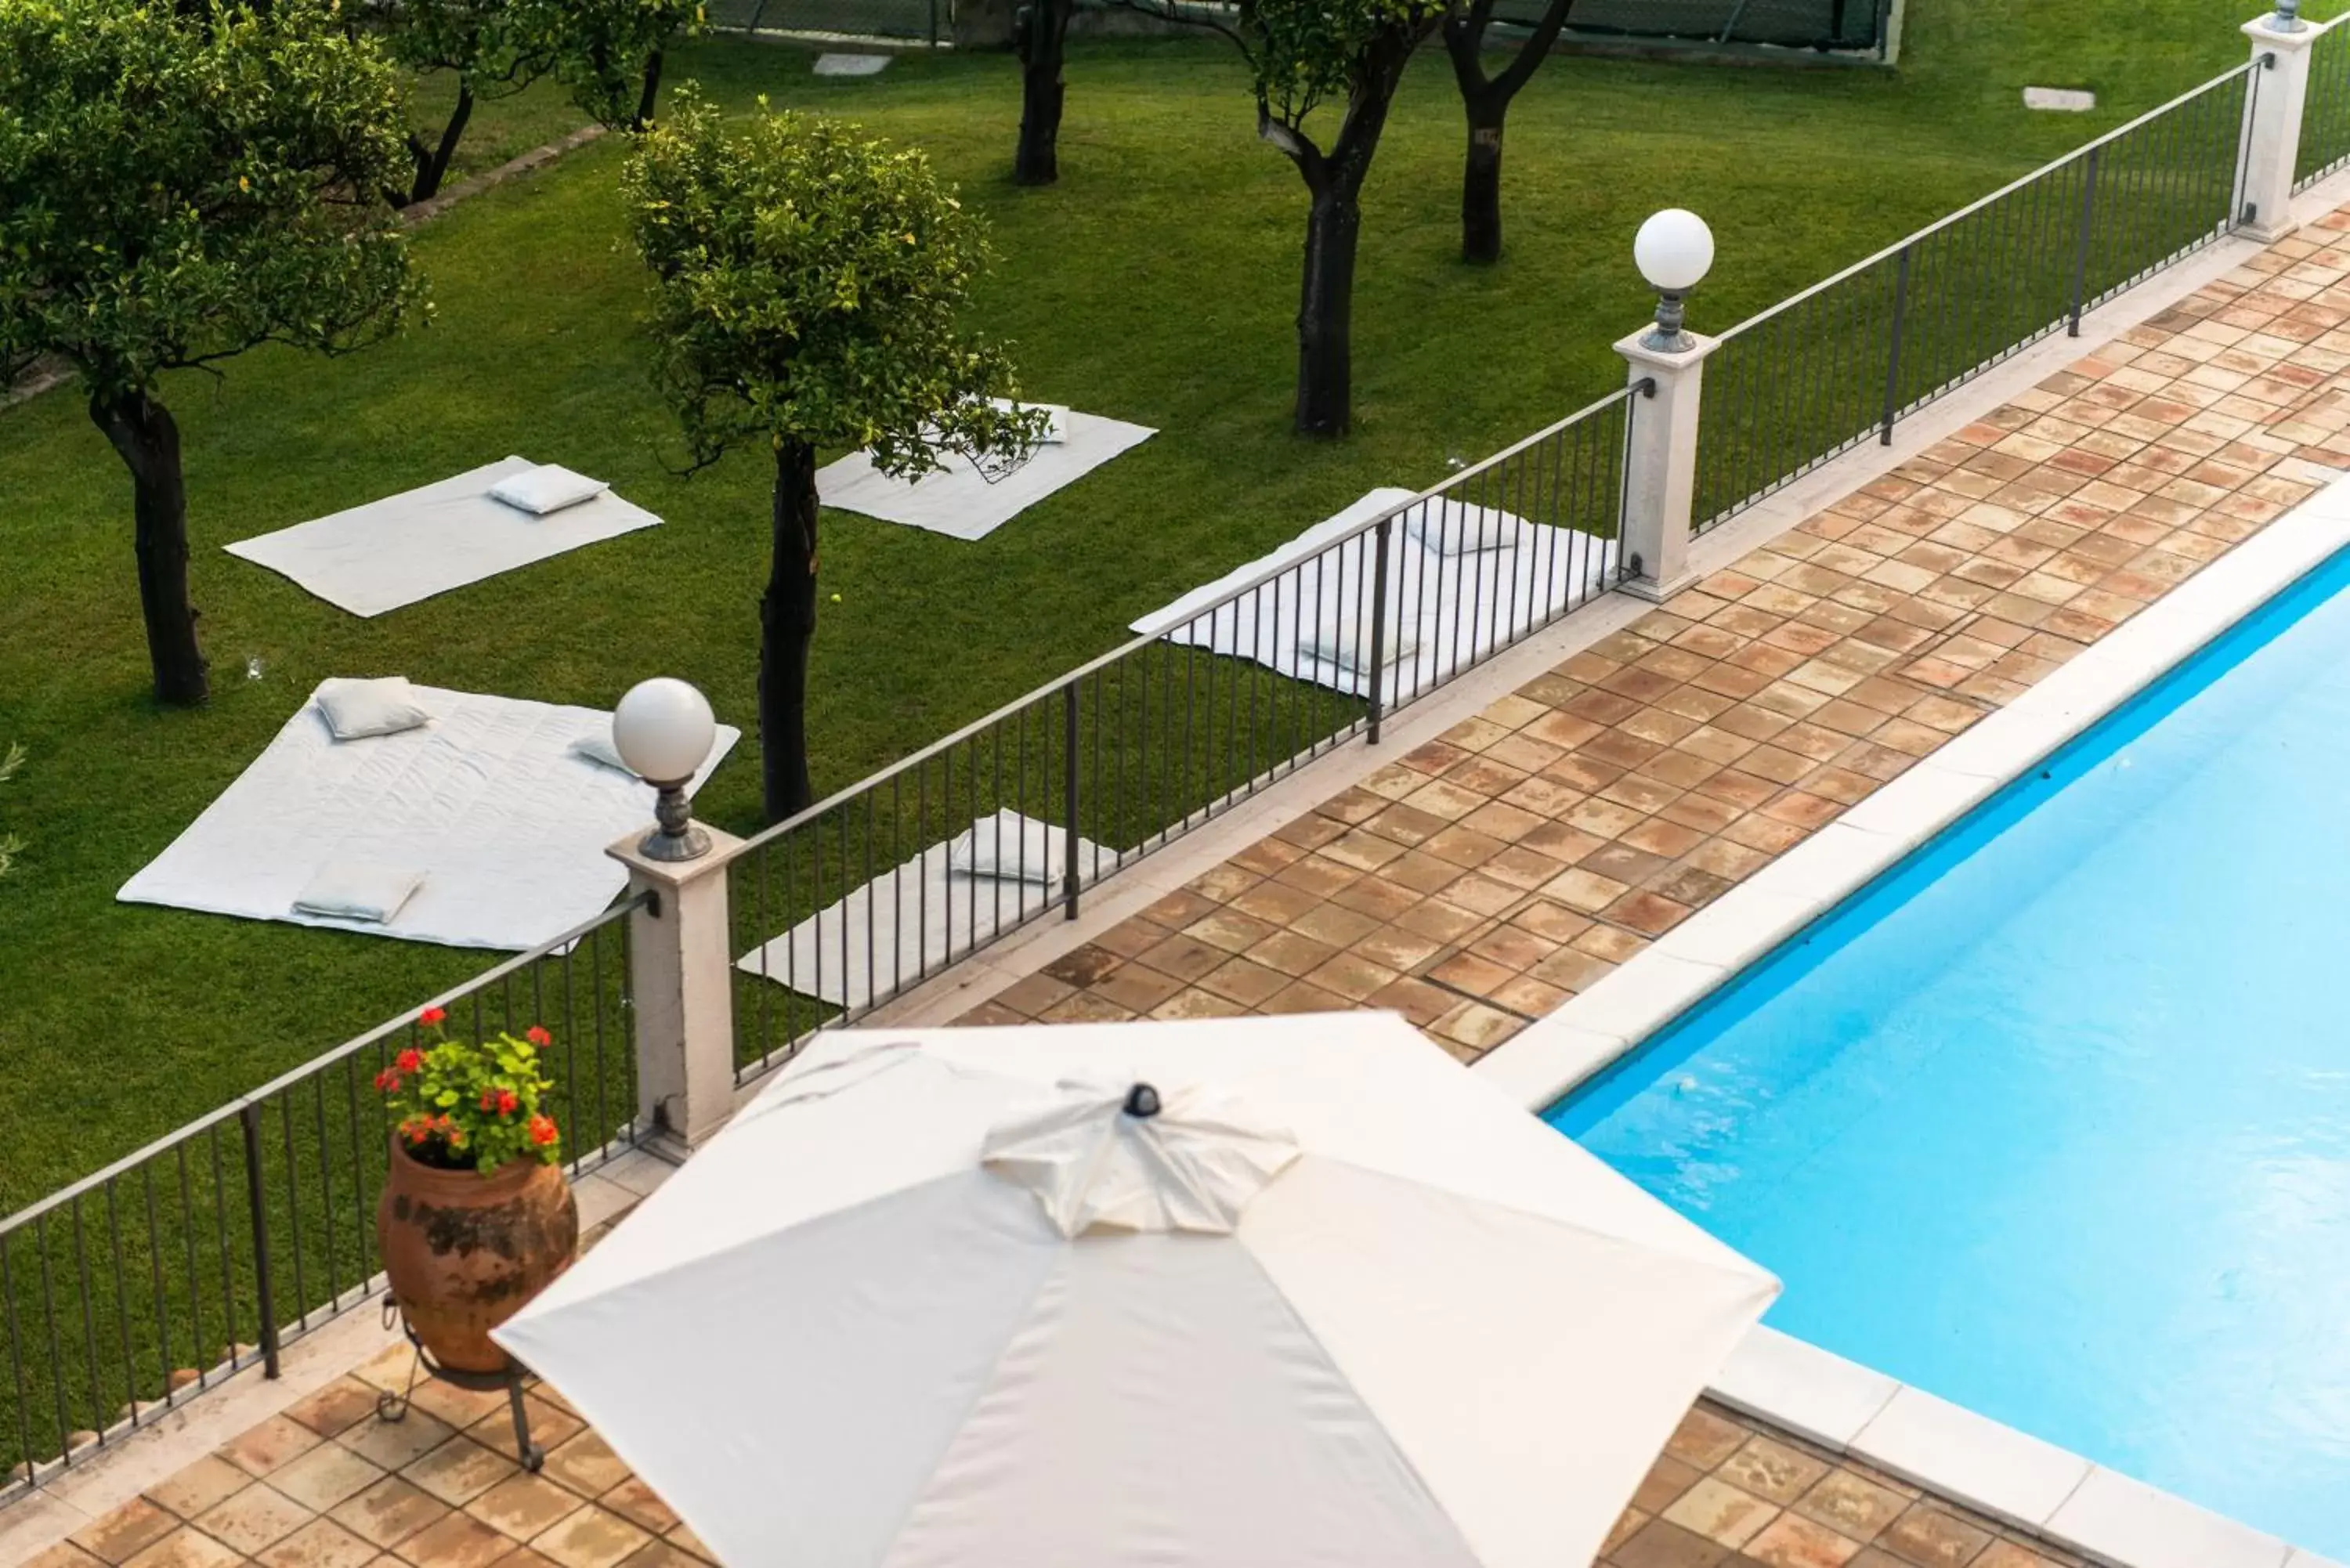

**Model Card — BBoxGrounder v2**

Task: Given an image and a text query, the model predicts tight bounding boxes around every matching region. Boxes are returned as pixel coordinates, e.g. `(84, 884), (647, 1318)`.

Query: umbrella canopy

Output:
(497, 1012), (1778, 1568)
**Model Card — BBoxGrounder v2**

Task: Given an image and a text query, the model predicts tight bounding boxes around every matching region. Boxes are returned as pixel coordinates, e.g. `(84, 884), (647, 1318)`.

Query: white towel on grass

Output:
(735, 813), (1111, 1013)
(118, 682), (738, 951)
(225, 457), (660, 617)
(815, 410), (1155, 541)
(1131, 488), (1620, 700)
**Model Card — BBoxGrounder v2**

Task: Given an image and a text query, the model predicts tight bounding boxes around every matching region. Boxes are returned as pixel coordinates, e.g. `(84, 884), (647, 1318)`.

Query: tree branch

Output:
(1255, 99), (1329, 190)
(1491, 0), (1575, 99)
(1442, 0), (1498, 96)
(1099, 0), (1252, 65)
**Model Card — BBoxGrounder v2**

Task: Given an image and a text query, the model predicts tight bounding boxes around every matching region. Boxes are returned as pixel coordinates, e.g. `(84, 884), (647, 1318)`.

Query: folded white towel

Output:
(569, 730), (632, 773)
(489, 463), (609, 516)
(291, 861), (425, 924)
(948, 808), (1080, 884)
(314, 676), (434, 741)
(1296, 619), (1420, 676)
(1406, 502), (1520, 556)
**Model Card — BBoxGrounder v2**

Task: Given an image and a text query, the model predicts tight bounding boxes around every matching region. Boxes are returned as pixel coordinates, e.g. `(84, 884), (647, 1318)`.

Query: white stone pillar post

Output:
(2239, 13), (2321, 244)
(1614, 328), (1719, 602)
(609, 827), (744, 1155)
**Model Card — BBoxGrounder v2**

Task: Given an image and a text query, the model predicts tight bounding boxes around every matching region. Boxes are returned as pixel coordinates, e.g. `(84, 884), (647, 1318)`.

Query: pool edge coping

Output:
(1473, 468), (2350, 1568)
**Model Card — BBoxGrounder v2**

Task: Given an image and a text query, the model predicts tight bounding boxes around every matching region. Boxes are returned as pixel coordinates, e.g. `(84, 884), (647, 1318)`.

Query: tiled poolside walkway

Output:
(24, 1349), (2088, 1568)
(954, 215), (2350, 1056)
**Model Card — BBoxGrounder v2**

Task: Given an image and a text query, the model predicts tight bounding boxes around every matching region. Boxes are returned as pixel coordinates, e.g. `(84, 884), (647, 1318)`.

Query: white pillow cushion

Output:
(1296, 616), (1420, 675)
(988, 398), (1069, 445)
(314, 676), (434, 741)
(488, 463), (609, 516)
(1406, 503), (1520, 556)
(949, 809), (1078, 884)
(569, 730), (631, 773)
(291, 861), (425, 923)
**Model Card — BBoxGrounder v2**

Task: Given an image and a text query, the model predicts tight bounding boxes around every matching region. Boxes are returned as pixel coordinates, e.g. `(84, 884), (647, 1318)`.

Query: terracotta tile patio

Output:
(22, 1346), (2084, 1568)
(953, 212), (2350, 1059)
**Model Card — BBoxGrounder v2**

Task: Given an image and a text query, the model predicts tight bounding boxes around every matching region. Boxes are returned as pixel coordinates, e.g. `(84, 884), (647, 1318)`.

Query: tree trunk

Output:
(1461, 99), (1506, 265)
(760, 440), (819, 822)
(632, 50), (664, 132)
(1012, 0), (1068, 185)
(1293, 183), (1363, 437)
(403, 81), (475, 207)
(91, 392), (208, 707)
(1445, 0), (1574, 265)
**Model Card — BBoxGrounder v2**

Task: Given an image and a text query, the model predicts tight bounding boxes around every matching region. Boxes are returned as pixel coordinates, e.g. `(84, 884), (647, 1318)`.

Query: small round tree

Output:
(1238, 0), (1441, 435)
(546, 0), (703, 130)
(0, 0), (422, 707)
(623, 89), (1041, 821)
(377, 0), (559, 205)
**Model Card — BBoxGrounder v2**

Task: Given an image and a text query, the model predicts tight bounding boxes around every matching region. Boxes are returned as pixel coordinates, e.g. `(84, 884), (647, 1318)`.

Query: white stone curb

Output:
(1477, 476), (2350, 1568)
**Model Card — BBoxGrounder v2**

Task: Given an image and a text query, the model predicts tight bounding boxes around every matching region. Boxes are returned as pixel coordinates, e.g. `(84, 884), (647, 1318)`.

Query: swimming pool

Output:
(1549, 543), (2350, 1558)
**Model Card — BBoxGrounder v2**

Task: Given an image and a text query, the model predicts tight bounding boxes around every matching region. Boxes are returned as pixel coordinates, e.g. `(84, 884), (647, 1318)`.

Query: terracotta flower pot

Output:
(377, 1138), (578, 1374)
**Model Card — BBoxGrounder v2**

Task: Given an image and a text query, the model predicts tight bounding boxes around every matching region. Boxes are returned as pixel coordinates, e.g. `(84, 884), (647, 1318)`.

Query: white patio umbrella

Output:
(497, 1012), (1777, 1568)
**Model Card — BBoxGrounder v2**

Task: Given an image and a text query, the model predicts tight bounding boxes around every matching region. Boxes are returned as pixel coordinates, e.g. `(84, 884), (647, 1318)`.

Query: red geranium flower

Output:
(395, 1047), (423, 1073)
(527, 1115), (559, 1147)
(526, 1025), (551, 1046)
(418, 1006), (446, 1028)
(374, 1068), (400, 1093)
(497, 1089), (519, 1115)
(479, 1088), (501, 1112)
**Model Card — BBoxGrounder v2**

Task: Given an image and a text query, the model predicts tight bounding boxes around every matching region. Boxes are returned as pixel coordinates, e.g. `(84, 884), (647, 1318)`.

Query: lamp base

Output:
(638, 822), (712, 862)
(640, 779), (712, 862)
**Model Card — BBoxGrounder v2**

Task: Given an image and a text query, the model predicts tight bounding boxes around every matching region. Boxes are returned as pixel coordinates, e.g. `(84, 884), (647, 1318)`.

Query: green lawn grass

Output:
(0, 1), (2308, 1213)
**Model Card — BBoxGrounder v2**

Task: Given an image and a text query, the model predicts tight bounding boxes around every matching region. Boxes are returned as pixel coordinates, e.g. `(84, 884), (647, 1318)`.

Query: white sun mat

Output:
(815, 413), (1156, 541)
(1130, 487), (1620, 699)
(735, 813), (1111, 1012)
(224, 457), (662, 617)
(118, 681), (739, 951)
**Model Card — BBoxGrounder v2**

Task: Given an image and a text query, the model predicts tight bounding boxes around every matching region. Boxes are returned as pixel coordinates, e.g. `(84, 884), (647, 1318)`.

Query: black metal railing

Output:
(706, 0), (943, 43)
(0, 899), (642, 1503)
(725, 385), (1642, 1080)
(1693, 56), (2261, 534)
(2298, 16), (2350, 191)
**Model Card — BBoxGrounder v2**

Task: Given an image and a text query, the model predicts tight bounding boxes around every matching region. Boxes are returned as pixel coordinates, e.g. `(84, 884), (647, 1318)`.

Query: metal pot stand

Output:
(371, 1300), (547, 1471)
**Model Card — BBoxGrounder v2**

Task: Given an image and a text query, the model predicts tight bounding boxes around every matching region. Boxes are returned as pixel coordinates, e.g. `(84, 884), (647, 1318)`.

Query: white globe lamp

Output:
(1633, 208), (1715, 352)
(614, 677), (717, 861)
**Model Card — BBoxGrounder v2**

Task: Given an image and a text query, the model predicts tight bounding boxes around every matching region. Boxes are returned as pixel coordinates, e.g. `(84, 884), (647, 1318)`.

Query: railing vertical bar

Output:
(277, 1100), (308, 1331)
(70, 1202), (100, 1446)
(310, 1076), (338, 1310)
(2, 1235), (32, 1474)
(141, 1165), (168, 1413)
(1064, 681), (1081, 919)
(103, 1182), (135, 1428)
(174, 1143), (201, 1389)
(1367, 517), (1391, 744)
(208, 1126), (237, 1377)
(238, 1106), (280, 1378)
(35, 1212), (67, 1458)
(2070, 144), (2102, 336)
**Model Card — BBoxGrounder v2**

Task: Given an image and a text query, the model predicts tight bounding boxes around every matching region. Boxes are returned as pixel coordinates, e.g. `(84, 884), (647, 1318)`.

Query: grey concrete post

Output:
(1614, 327), (1720, 603)
(609, 828), (744, 1156)
(2240, 14), (2320, 243)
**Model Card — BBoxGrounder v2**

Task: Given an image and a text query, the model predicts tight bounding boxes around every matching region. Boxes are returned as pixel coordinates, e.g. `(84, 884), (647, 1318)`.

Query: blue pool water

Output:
(1551, 546), (2350, 1556)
